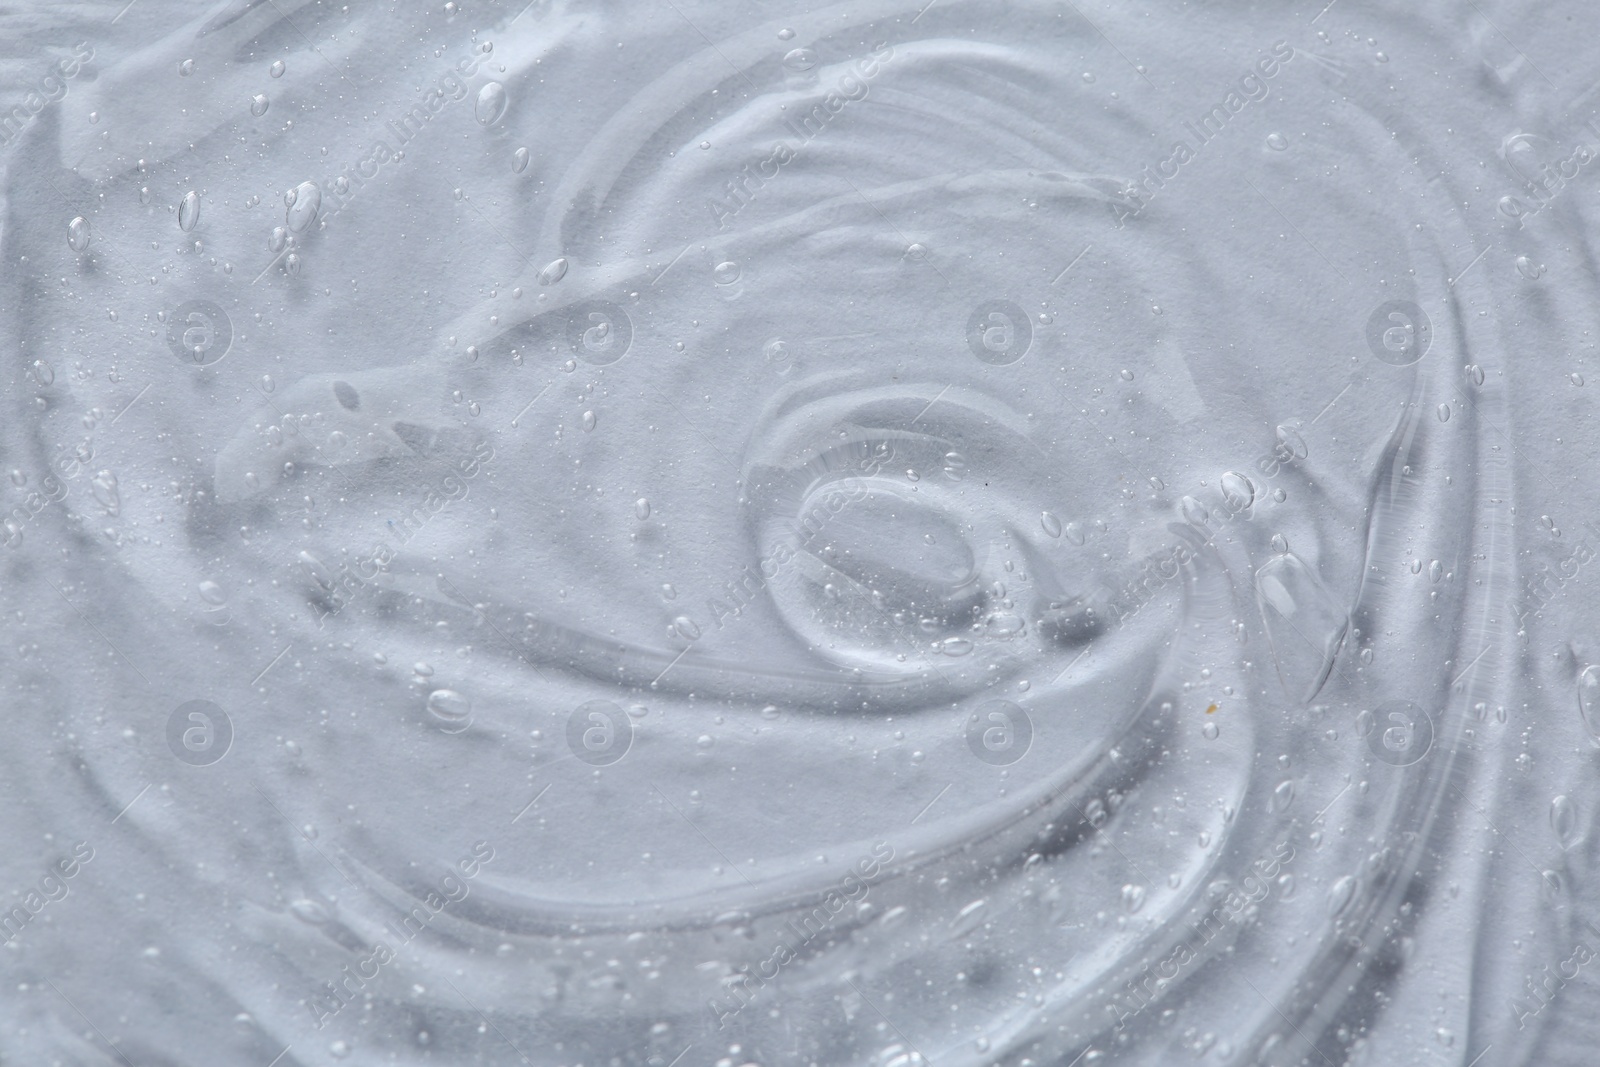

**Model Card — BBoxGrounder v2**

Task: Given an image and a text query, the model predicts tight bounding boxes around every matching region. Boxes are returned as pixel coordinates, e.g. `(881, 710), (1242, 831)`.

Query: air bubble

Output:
(1220, 471), (1254, 511)
(426, 689), (472, 731)
(1327, 875), (1358, 917)
(178, 190), (201, 232)
(285, 181), (321, 232)
(475, 81), (508, 125)
(782, 48), (818, 72)
(1552, 795), (1579, 849)
(91, 470), (121, 515)
(539, 258), (568, 286)
(290, 898), (329, 923)
(1577, 665), (1600, 742)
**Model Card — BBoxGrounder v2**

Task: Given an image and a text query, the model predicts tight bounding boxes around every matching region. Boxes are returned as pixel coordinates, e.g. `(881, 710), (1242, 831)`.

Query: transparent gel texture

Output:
(2, 2), (1599, 1066)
